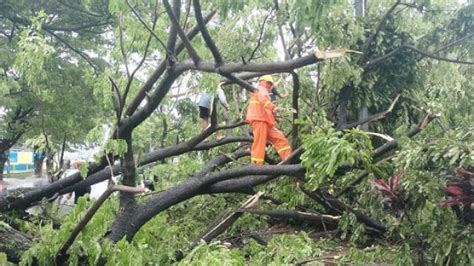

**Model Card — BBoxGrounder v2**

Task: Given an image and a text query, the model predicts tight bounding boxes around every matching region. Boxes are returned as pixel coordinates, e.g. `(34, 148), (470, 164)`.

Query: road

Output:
(1, 174), (107, 199)
(3, 175), (49, 190)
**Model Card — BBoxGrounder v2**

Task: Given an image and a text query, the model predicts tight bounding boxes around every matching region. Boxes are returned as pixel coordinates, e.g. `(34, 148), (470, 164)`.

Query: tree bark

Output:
(336, 85), (352, 130)
(0, 149), (8, 181)
(107, 131), (139, 242)
(59, 135), (67, 170)
(108, 164), (305, 242)
(291, 71), (300, 147)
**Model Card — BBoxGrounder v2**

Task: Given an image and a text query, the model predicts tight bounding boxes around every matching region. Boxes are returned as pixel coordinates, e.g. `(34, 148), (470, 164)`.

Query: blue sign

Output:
(8, 151), (17, 163)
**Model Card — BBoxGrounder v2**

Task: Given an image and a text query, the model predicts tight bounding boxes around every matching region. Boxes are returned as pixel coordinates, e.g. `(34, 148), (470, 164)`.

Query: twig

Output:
(126, 0), (168, 53)
(248, 8), (273, 62)
(118, 15), (130, 78)
(432, 33), (474, 55)
(122, 1), (159, 111)
(405, 45), (474, 65)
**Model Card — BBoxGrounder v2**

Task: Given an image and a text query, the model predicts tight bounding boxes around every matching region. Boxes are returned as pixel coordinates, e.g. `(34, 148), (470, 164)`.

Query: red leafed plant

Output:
(370, 170), (405, 216)
(439, 168), (473, 223)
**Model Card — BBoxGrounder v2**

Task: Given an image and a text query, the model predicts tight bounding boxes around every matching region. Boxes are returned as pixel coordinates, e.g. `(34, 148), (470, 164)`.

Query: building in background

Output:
(5, 149), (35, 174)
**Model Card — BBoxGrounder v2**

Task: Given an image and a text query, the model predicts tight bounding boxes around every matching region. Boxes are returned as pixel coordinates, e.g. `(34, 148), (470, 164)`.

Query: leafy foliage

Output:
(301, 128), (373, 189)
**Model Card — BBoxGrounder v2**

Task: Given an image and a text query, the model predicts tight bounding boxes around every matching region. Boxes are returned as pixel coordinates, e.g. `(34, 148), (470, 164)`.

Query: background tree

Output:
(0, 0), (112, 179)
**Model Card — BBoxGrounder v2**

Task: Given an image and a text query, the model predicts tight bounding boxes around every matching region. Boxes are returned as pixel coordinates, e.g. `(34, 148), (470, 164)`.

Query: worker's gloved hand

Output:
(273, 107), (279, 114)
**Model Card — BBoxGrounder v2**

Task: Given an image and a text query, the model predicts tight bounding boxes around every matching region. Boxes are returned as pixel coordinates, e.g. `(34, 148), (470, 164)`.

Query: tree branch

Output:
(431, 33), (474, 55)
(111, 164), (305, 241)
(365, 33), (474, 69)
(166, 0), (180, 57)
(291, 72), (300, 147)
(188, 192), (263, 251)
(109, 77), (122, 121)
(126, 0), (168, 53)
(164, 0), (201, 65)
(176, 52), (323, 74)
(273, 0), (291, 60)
(124, 10), (216, 116)
(122, 1), (159, 113)
(193, 0), (224, 65)
(248, 8), (273, 62)
(364, 46), (404, 69)
(205, 147), (304, 194)
(302, 187), (386, 234)
(405, 45), (474, 65)
(238, 208), (340, 225)
(0, 222), (31, 263)
(218, 72), (257, 92)
(0, 129), (248, 212)
(44, 29), (99, 74)
(339, 94), (400, 130)
(59, 134), (250, 198)
(357, 0), (401, 65)
(118, 15), (131, 78)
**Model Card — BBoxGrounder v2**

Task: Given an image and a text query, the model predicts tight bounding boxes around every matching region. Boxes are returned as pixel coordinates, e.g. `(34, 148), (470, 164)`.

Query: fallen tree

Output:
(1, 1), (472, 264)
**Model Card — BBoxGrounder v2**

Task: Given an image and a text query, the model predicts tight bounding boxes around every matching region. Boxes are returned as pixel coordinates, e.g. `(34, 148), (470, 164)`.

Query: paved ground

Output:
(3, 174), (50, 190)
(1, 174), (107, 199)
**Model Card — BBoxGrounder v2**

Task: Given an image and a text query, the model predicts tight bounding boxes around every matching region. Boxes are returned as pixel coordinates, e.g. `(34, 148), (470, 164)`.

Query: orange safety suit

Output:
(246, 85), (292, 165)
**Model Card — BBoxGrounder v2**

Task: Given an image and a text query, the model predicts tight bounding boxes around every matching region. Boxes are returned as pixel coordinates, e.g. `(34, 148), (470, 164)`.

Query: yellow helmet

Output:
(258, 75), (274, 84)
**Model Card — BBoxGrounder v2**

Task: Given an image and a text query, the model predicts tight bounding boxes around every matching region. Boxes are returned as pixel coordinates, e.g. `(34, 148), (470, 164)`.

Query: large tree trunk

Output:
(45, 148), (55, 182)
(33, 158), (44, 177)
(337, 85), (352, 129)
(59, 136), (66, 169)
(0, 222), (32, 263)
(107, 131), (139, 241)
(0, 149), (8, 181)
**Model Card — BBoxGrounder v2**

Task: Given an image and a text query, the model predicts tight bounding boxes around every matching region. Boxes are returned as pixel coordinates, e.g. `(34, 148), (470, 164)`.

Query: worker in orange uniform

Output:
(246, 75), (292, 165)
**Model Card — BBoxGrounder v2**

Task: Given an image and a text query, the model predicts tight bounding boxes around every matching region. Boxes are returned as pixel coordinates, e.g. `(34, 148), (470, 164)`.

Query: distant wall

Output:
(5, 151), (34, 173)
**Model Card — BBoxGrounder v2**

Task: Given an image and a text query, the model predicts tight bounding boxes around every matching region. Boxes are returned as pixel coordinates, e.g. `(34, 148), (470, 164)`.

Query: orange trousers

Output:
(250, 121), (292, 165)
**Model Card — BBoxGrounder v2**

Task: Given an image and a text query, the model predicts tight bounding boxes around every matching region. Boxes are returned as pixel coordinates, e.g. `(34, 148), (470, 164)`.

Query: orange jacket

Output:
(246, 86), (276, 126)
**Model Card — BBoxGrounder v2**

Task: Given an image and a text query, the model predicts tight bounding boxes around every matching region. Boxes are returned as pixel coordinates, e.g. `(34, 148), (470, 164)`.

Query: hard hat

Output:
(258, 75), (274, 84)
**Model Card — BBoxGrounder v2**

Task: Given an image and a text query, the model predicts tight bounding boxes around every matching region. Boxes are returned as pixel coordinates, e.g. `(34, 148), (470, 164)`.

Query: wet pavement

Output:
(3, 175), (50, 190)
(1, 174), (107, 199)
